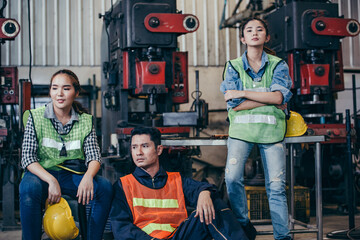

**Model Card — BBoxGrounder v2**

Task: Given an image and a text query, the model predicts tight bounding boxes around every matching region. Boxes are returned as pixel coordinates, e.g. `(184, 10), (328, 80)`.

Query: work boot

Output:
(243, 221), (257, 240)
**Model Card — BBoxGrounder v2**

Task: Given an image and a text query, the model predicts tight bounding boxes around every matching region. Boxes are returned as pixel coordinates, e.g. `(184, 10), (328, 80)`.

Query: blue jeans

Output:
(225, 138), (290, 240)
(19, 170), (113, 240)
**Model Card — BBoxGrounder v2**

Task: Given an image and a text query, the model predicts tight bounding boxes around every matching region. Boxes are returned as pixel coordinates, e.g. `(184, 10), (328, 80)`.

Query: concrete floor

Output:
(1, 209), (360, 240)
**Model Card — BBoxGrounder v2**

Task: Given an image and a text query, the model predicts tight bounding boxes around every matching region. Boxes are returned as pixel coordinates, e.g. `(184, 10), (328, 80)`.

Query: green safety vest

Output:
(27, 106), (93, 171)
(225, 54), (286, 144)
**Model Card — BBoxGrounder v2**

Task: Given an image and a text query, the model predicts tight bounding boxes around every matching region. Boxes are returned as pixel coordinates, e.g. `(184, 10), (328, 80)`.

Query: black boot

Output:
(243, 221), (257, 240)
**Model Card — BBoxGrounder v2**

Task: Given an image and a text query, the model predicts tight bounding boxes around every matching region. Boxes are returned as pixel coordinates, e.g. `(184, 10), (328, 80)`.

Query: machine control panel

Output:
(0, 67), (18, 104)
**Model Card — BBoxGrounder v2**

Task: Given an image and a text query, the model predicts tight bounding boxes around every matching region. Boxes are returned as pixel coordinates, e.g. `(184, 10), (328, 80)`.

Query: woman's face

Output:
(50, 73), (79, 112)
(241, 20), (270, 48)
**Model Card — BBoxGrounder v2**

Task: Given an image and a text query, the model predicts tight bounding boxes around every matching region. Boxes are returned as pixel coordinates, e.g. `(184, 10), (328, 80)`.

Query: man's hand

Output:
(194, 190), (215, 225)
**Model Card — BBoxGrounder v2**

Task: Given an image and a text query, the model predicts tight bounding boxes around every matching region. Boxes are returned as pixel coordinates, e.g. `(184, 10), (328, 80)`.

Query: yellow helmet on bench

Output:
(286, 111), (308, 137)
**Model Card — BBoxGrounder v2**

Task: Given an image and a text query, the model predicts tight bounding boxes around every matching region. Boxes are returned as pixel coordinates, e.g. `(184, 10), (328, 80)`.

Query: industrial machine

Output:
(264, 0), (359, 204)
(0, 0), (22, 230)
(99, 0), (208, 180)
(221, 0), (360, 205)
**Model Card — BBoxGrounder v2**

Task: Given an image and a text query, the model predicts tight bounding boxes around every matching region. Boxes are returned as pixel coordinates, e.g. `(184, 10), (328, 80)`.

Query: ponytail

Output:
(72, 100), (89, 114)
(264, 45), (276, 56)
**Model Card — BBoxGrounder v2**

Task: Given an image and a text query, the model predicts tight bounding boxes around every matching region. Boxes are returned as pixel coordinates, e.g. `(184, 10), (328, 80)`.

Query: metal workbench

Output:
(162, 135), (326, 240)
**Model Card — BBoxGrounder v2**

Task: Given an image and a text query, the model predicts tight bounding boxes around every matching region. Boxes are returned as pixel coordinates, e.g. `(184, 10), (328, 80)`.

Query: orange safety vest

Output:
(121, 172), (188, 239)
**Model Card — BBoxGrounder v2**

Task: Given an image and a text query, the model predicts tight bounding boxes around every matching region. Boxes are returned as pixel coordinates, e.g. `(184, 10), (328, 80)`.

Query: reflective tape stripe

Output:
(133, 198), (179, 208)
(234, 114), (277, 125)
(42, 138), (81, 150)
(142, 223), (176, 235)
(65, 140), (81, 150)
(250, 87), (270, 92)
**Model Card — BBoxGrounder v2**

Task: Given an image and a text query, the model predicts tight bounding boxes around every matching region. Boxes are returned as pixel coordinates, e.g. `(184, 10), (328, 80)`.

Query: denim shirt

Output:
(220, 51), (293, 110)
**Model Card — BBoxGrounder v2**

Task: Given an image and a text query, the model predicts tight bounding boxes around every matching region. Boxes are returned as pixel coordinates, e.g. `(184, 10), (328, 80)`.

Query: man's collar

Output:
(134, 166), (167, 178)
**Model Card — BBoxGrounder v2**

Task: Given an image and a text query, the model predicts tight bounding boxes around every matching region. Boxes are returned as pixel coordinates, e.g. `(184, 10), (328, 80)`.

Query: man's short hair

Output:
(131, 127), (161, 147)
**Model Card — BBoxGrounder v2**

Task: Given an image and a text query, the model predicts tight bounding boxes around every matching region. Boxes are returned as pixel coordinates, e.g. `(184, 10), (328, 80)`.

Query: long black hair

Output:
(50, 69), (88, 114)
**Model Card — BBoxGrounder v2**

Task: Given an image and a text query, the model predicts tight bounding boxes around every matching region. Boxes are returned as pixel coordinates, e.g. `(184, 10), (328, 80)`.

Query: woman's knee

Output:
(94, 176), (113, 198)
(20, 173), (44, 203)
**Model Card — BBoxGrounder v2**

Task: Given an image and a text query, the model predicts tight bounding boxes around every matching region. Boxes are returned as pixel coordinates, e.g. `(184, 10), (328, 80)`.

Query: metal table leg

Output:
(289, 144), (295, 238)
(315, 142), (323, 240)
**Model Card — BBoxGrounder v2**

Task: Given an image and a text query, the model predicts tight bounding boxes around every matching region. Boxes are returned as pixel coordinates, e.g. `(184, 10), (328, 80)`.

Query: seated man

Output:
(110, 126), (250, 240)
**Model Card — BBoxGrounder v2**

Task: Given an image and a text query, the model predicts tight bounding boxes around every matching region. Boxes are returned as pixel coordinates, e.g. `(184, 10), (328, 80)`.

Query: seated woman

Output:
(20, 69), (113, 240)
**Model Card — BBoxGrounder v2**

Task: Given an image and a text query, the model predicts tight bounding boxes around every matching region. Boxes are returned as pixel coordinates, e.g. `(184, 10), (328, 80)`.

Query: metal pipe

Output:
(93, 74), (97, 128)
(18, 0), (22, 65)
(289, 144), (295, 237)
(192, 0), (197, 66)
(346, 109), (355, 229)
(315, 141), (323, 240)
(214, 0), (219, 65)
(195, 70), (200, 137)
(203, 0), (208, 66)
(42, 0), (46, 65)
(352, 75), (358, 137)
(19, 79), (24, 132)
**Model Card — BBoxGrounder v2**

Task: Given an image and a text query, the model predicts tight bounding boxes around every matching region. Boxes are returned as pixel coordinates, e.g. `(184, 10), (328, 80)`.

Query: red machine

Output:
(221, 0), (360, 204)
(100, 0), (207, 179)
(263, 0), (359, 202)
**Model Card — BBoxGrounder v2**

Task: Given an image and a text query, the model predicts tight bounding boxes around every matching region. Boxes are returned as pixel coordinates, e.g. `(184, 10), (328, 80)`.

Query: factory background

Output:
(1, 0), (359, 168)
(1, 0), (360, 239)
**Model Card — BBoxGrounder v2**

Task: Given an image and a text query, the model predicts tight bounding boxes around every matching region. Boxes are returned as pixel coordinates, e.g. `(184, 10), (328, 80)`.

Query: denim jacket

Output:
(220, 51), (293, 110)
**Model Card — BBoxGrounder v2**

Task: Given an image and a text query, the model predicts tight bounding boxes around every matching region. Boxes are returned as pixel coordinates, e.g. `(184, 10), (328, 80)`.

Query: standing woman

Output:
(20, 69), (113, 240)
(220, 18), (293, 240)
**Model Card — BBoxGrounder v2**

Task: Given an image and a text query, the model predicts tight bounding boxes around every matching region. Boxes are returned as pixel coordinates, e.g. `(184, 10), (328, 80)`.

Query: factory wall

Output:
(1, 0), (360, 128)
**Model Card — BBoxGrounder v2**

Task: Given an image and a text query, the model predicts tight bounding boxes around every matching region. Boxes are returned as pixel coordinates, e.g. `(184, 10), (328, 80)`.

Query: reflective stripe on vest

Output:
(226, 54), (286, 143)
(233, 114), (277, 125)
(120, 172), (187, 239)
(42, 138), (81, 151)
(142, 223), (176, 236)
(133, 198), (179, 208)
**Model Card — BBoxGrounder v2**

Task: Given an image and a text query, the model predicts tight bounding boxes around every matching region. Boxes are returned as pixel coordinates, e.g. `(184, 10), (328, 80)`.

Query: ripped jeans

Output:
(225, 137), (290, 240)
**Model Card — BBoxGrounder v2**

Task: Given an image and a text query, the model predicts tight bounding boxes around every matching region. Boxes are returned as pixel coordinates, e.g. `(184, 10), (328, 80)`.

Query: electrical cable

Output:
(189, 90), (203, 111)
(27, 0), (35, 108)
(219, 0), (227, 30)
(105, 0), (114, 64)
(347, 225), (360, 240)
(0, 0), (7, 18)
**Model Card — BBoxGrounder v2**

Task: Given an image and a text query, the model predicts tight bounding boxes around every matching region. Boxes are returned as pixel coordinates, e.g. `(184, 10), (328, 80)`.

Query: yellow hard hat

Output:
(286, 111), (308, 137)
(43, 197), (79, 240)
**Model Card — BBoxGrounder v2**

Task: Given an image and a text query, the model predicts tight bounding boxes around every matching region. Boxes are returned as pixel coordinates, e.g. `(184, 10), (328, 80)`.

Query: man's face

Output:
(131, 134), (163, 171)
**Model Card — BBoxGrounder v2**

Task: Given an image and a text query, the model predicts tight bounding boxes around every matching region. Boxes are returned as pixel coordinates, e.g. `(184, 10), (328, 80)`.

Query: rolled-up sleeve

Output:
(220, 62), (245, 110)
(83, 127), (102, 166)
(270, 61), (293, 104)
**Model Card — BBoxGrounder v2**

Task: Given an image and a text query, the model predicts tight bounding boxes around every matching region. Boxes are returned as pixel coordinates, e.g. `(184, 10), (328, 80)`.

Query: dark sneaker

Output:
(243, 221), (257, 240)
